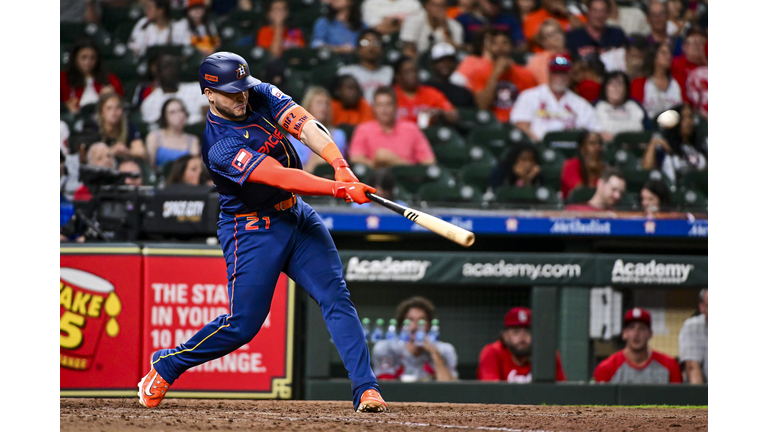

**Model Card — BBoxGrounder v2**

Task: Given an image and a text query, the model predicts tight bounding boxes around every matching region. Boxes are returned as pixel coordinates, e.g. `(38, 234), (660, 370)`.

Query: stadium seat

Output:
(423, 126), (466, 148)
(312, 163), (335, 180)
(604, 147), (640, 170)
(417, 182), (483, 204)
(540, 147), (567, 167)
(282, 69), (313, 101)
(112, 21), (136, 45)
(280, 47), (341, 72)
(615, 191), (640, 212)
(541, 130), (583, 157)
(60, 23), (88, 45)
(136, 158), (158, 186)
(103, 55), (141, 81)
(679, 170), (708, 196)
(672, 189), (708, 210)
(466, 129), (510, 159)
(143, 45), (184, 62)
(459, 162), (494, 192)
(610, 131), (652, 157)
(292, 1), (328, 36)
(495, 185), (559, 205)
(390, 164), (455, 195)
(100, 5), (143, 32)
(184, 123), (207, 142)
(539, 164), (563, 191)
(621, 168), (672, 193)
(457, 108), (502, 131)
(467, 145), (497, 166)
(433, 144), (470, 170)
(566, 187), (595, 204)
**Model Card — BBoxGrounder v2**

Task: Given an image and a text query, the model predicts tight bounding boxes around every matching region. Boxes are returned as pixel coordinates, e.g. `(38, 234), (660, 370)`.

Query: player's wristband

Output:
(281, 105), (316, 140)
(321, 143), (345, 166)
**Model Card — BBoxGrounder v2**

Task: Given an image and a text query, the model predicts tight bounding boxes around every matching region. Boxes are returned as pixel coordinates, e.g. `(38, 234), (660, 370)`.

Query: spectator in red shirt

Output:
(349, 86), (436, 168)
(330, 74), (376, 126)
(671, 28), (707, 102)
(256, 0), (306, 58)
(392, 57), (458, 127)
(560, 131), (605, 199)
(564, 167), (625, 212)
(593, 307), (683, 384)
(451, 28), (537, 123)
(477, 307), (567, 383)
(60, 40), (124, 114)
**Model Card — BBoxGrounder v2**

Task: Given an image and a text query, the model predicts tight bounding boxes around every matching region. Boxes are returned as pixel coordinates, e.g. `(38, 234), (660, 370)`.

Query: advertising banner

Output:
(596, 255), (708, 287)
(142, 246), (294, 398)
(60, 245), (143, 390)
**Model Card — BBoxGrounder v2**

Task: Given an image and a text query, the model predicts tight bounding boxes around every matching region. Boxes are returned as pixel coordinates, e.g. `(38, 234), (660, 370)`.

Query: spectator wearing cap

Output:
(564, 167), (626, 212)
(400, 0), (464, 59)
(593, 307), (682, 384)
(451, 28), (537, 123)
(330, 74), (376, 126)
(337, 29), (394, 104)
(425, 43), (477, 109)
(523, 0), (586, 49)
(670, 28), (707, 101)
(511, 54), (602, 142)
(678, 288), (707, 384)
(565, 0), (627, 64)
(477, 307), (567, 382)
(525, 18), (567, 85)
(456, 0), (526, 52)
(392, 57), (458, 126)
(361, 0), (422, 36)
(348, 86), (436, 169)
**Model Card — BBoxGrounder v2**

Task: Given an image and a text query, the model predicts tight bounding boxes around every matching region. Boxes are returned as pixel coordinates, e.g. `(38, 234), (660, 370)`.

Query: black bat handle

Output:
(365, 192), (406, 216)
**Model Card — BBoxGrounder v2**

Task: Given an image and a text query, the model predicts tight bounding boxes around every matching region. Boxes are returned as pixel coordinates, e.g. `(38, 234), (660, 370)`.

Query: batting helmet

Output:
(198, 52), (261, 94)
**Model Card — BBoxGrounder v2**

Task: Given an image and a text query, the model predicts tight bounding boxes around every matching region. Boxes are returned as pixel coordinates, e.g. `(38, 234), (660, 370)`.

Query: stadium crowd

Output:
(60, 0), (708, 241)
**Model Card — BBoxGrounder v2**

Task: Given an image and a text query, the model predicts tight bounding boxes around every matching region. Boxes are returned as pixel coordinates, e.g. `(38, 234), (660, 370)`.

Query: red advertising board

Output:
(60, 246), (143, 391)
(142, 246), (294, 398)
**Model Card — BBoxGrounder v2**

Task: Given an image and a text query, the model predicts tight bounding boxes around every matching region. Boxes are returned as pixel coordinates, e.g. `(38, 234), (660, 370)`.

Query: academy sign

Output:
(345, 256), (431, 281)
(611, 259), (694, 284)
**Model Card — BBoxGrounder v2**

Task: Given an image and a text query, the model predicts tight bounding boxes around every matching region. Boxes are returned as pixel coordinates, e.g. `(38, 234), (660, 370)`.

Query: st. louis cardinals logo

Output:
(236, 63), (247, 79)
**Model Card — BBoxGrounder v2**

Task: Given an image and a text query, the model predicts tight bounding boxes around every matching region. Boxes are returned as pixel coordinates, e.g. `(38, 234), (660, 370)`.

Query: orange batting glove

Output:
(332, 182), (376, 204)
(332, 158), (359, 183)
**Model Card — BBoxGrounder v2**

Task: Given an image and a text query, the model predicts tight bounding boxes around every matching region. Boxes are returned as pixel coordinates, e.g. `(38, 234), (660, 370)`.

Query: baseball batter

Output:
(138, 52), (387, 413)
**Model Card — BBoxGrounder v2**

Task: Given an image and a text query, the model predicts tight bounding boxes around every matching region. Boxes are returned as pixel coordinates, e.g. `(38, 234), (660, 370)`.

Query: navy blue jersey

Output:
(566, 26), (628, 63)
(202, 82), (304, 214)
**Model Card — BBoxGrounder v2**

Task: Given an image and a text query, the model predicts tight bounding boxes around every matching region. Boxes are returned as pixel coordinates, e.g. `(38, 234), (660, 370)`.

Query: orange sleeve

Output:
(279, 105), (316, 140)
(523, 11), (543, 41)
(247, 154), (339, 196)
(256, 26), (273, 48)
(514, 66), (538, 91)
(427, 86), (455, 111)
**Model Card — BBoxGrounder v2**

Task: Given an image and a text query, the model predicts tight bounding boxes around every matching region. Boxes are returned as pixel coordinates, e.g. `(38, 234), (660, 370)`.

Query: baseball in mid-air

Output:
(657, 110), (680, 129)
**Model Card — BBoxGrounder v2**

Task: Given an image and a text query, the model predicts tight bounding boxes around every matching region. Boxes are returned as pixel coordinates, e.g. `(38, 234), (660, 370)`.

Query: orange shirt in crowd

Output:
(331, 98), (375, 126)
(394, 84), (455, 124)
(256, 26), (305, 49)
(454, 55), (537, 123)
(523, 9), (586, 51)
(446, 6), (465, 19)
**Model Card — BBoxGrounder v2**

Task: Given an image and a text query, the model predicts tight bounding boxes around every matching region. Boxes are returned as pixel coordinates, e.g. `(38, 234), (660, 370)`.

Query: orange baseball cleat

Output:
(138, 366), (171, 408)
(357, 389), (388, 412)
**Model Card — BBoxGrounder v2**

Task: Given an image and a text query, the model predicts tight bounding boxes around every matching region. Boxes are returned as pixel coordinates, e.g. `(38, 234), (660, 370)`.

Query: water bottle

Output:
(371, 318), (385, 343)
(361, 317), (371, 342)
(414, 319), (427, 347)
(385, 318), (398, 341)
(399, 319), (411, 343)
(429, 319), (440, 343)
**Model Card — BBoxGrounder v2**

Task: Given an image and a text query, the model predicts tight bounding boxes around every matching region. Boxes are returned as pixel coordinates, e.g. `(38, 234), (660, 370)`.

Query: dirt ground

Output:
(60, 398), (707, 432)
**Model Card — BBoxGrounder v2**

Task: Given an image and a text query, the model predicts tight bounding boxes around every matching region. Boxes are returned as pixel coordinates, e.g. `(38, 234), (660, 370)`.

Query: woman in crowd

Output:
(630, 42), (682, 120)
(330, 74), (375, 126)
(171, 0), (220, 56)
(560, 130), (605, 199)
(164, 154), (206, 187)
(128, 0), (183, 57)
(594, 71), (647, 142)
(256, 0), (306, 58)
(490, 141), (543, 191)
(85, 91), (147, 160)
(60, 40), (124, 114)
(525, 18), (566, 85)
(289, 86), (348, 173)
(311, 0), (364, 54)
(642, 104), (706, 184)
(640, 178), (671, 216)
(146, 98), (201, 171)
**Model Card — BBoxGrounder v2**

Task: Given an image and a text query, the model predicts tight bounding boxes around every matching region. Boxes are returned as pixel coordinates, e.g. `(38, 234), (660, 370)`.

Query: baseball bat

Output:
(365, 192), (476, 247)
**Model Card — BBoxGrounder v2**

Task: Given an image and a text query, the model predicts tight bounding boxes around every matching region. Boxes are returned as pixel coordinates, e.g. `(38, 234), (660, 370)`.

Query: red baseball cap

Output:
(504, 307), (531, 328)
(549, 54), (572, 73)
(623, 307), (651, 328)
